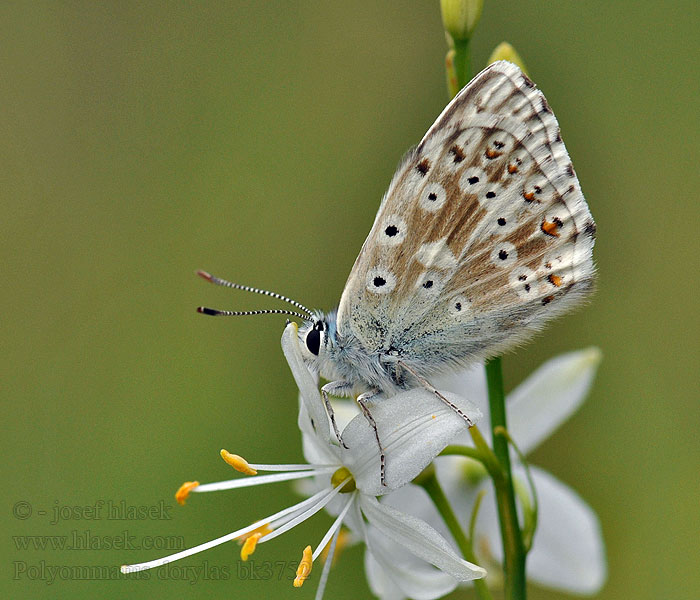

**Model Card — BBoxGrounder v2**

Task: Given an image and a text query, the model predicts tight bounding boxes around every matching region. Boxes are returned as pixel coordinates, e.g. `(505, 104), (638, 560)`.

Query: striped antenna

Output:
(196, 270), (314, 318)
(197, 307), (310, 319)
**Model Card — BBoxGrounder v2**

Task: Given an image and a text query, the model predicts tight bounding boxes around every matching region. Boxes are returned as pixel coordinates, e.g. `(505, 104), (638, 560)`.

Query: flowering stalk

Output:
(441, 3), (527, 598)
(441, 0), (482, 98)
(485, 357), (527, 600)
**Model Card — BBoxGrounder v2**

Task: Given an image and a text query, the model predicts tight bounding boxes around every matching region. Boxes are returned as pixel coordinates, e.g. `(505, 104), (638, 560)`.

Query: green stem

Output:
(420, 471), (493, 600)
(495, 426), (539, 552)
(486, 358), (527, 600)
(452, 38), (471, 90)
(468, 425), (505, 479)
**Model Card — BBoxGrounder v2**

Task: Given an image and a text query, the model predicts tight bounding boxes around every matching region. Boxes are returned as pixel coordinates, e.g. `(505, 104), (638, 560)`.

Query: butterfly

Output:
(198, 61), (596, 484)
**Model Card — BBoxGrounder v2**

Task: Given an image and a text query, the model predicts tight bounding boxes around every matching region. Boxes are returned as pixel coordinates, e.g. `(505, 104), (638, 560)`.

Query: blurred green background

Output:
(2, 2), (698, 599)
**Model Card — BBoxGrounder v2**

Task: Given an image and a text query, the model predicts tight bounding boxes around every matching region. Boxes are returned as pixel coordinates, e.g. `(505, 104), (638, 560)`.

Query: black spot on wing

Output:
(416, 159), (430, 176)
(449, 145), (466, 163)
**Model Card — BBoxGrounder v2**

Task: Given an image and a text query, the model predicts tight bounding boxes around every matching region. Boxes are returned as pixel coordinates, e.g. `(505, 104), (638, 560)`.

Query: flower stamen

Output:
(257, 479), (349, 545)
(240, 532), (262, 561)
(321, 528), (350, 565)
(193, 468), (334, 494)
(121, 487), (331, 574)
(316, 526), (341, 599)
(220, 449), (258, 475)
(312, 495), (354, 562)
(237, 521), (273, 562)
(293, 545), (313, 587)
(175, 481), (199, 505)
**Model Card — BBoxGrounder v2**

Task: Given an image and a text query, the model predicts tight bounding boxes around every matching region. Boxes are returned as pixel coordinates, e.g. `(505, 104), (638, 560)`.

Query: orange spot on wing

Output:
(507, 164), (518, 174)
(541, 220), (560, 237)
(548, 274), (563, 287)
(523, 191), (535, 202)
(485, 148), (502, 159)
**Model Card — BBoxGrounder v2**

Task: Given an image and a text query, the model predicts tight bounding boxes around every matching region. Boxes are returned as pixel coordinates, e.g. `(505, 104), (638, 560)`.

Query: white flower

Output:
(361, 348), (607, 598)
(121, 323), (486, 597)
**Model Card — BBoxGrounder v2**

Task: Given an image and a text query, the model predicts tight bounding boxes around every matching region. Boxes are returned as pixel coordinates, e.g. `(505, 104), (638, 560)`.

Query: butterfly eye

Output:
(305, 329), (321, 356)
(305, 321), (324, 356)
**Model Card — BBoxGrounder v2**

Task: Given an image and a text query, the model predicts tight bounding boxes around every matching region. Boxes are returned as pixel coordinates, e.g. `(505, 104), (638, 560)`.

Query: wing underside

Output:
(336, 61), (596, 374)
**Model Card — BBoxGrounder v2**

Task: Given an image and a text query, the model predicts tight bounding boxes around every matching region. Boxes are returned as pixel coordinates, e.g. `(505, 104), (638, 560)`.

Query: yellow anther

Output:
(237, 521), (273, 544)
(240, 532), (262, 561)
(175, 481), (199, 506)
(220, 449), (257, 475)
(293, 545), (313, 588)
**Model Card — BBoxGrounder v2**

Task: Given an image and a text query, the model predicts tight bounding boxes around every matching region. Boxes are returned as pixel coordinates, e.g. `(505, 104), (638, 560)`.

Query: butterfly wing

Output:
(336, 61), (596, 376)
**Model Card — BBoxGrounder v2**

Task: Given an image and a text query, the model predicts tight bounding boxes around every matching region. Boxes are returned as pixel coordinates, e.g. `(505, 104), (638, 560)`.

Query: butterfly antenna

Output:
(197, 307), (310, 319)
(196, 270), (314, 318)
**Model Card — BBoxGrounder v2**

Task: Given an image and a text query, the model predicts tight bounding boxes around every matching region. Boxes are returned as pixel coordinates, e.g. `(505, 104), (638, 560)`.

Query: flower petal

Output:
(362, 484), (464, 599)
(341, 389), (482, 495)
(364, 533), (459, 600)
(364, 552), (410, 600)
(357, 496), (458, 600)
(359, 495), (486, 582)
(474, 465), (606, 594)
(281, 323), (332, 445)
(524, 466), (607, 594)
(301, 429), (339, 467)
(506, 347), (602, 454)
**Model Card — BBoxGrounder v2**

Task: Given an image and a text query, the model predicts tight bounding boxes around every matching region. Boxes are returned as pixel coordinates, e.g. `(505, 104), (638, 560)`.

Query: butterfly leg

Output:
(320, 381), (352, 449)
(397, 361), (474, 427)
(356, 391), (386, 487)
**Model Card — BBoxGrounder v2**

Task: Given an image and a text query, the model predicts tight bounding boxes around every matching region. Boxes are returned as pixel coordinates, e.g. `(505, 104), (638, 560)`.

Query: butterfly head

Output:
(298, 312), (336, 369)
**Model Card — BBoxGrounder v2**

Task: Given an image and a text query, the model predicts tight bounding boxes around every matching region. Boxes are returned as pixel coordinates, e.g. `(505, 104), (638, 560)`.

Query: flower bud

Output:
(488, 41), (528, 73)
(440, 0), (484, 43)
